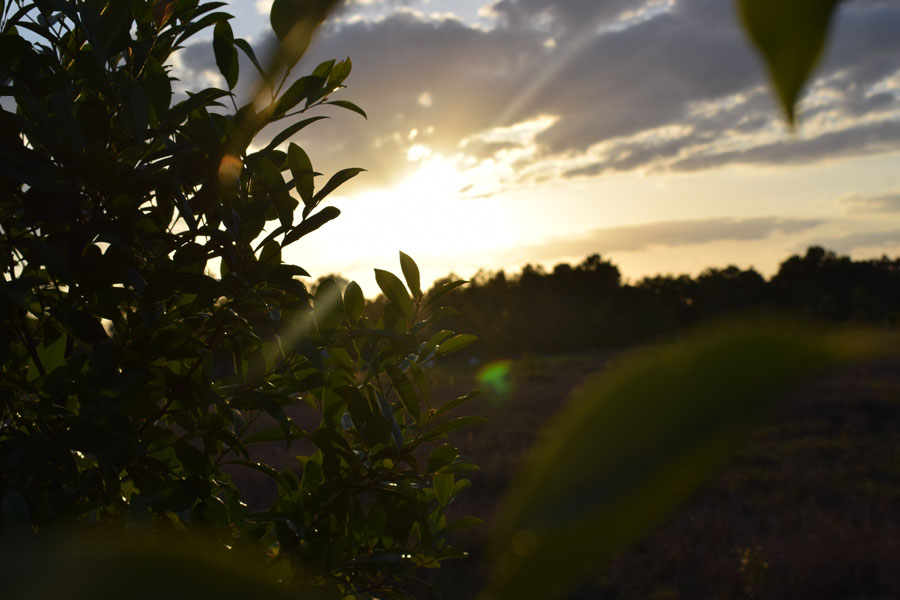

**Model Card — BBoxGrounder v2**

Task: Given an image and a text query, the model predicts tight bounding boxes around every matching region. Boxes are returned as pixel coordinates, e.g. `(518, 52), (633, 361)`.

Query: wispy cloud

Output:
(178, 1), (900, 195)
(503, 217), (826, 264)
(837, 190), (900, 215)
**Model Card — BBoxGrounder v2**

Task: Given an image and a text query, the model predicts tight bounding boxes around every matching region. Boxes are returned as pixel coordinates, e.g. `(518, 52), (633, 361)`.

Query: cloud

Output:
(837, 191), (900, 215)
(813, 229), (900, 253)
(174, 0), (900, 194)
(503, 217), (826, 264)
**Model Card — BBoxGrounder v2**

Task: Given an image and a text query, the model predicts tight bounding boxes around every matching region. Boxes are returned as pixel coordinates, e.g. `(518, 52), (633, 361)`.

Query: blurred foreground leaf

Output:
(737, 0), (841, 125)
(485, 320), (897, 599)
(1, 529), (337, 600)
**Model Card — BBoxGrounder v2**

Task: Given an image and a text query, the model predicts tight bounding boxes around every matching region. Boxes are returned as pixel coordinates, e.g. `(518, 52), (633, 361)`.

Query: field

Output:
(229, 346), (900, 598)
(422, 352), (900, 599)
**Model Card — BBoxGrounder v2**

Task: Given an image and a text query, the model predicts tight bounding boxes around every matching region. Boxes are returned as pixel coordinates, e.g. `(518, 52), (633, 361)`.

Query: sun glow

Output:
(287, 151), (522, 296)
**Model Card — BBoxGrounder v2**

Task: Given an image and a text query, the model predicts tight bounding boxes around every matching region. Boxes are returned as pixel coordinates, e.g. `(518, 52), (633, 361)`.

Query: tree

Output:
(0, 1), (480, 596)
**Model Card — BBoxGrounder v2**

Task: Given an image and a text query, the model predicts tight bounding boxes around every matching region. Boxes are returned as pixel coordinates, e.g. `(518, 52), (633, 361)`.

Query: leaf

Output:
(233, 38), (266, 80)
(419, 416), (488, 444)
(312, 167), (365, 204)
(738, 0), (841, 125)
(446, 516), (484, 533)
(213, 20), (239, 90)
(36, 333), (67, 374)
(128, 84), (149, 138)
(282, 206), (340, 246)
(326, 57), (352, 89)
(427, 444), (458, 473)
(261, 116), (328, 153)
(374, 269), (412, 318)
(270, 0), (339, 66)
(485, 320), (897, 600)
(258, 240), (281, 265)
(273, 76), (310, 117)
(324, 99), (367, 119)
(314, 278), (344, 333)
(243, 426), (305, 445)
(424, 279), (466, 308)
(387, 363), (419, 423)
(225, 460), (287, 486)
(287, 142), (314, 207)
(399, 251), (421, 298)
(375, 390), (404, 449)
(435, 390), (482, 417)
(435, 334), (477, 356)
(433, 473), (454, 506)
(343, 280), (364, 324)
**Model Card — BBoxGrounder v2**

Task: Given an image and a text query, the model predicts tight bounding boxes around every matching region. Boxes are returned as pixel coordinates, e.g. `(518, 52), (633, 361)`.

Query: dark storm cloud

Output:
(507, 217), (825, 262)
(178, 0), (900, 190)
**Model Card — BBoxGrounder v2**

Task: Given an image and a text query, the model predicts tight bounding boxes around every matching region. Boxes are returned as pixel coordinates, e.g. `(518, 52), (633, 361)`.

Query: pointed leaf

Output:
(282, 206), (340, 246)
(312, 167), (365, 204)
(738, 0), (841, 125)
(262, 116), (328, 153)
(324, 99), (367, 119)
(435, 334), (477, 356)
(374, 269), (412, 318)
(399, 251), (421, 298)
(287, 142), (314, 207)
(213, 20), (239, 90)
(424, 279), (466, 308)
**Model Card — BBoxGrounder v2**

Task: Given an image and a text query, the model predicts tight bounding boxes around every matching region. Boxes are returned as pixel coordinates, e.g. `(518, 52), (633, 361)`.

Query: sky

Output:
(175, 0), (900, 295)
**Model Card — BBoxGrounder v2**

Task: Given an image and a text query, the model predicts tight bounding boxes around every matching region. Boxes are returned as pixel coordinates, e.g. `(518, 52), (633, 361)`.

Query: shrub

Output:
(0, 1), (480, 596)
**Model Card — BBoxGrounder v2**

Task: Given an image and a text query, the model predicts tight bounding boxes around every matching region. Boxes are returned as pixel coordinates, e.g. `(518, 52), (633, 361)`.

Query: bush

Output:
(0, 1), (480, 596)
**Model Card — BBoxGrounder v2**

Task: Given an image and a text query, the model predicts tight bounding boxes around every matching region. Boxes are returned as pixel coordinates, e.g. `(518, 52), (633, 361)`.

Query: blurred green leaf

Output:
(1, 530), (337, 600)
(485, 321), (897, 600)
(738, 0), (841, 125)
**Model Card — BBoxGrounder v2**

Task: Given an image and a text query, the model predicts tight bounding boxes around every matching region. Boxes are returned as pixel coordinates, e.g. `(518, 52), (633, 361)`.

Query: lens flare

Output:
(477, 359), (514, 400)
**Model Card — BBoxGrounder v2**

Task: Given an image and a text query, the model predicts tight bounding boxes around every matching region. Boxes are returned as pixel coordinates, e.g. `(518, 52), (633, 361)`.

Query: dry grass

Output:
(428, 356), (900, 599)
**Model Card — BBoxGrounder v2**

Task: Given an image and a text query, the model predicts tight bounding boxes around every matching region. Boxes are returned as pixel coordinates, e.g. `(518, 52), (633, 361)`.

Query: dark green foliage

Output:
(434, 248), (900, 358)
(0, 1), (478, 596)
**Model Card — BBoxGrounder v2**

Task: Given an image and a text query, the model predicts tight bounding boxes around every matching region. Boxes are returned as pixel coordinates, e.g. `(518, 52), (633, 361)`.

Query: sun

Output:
(283, 150), (521, 295)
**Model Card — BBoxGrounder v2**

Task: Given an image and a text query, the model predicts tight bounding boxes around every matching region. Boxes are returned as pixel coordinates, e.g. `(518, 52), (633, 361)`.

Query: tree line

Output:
(416, 246), (900, 357)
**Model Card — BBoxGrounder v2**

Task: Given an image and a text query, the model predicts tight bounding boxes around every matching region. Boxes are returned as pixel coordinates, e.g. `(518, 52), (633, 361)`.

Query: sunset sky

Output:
(178, 0), (900, 295)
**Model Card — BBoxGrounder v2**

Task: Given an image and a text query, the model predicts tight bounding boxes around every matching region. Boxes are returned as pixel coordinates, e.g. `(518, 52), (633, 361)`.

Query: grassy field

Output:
(230, 349), (900, 598)
(424, 352), (900, 599)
